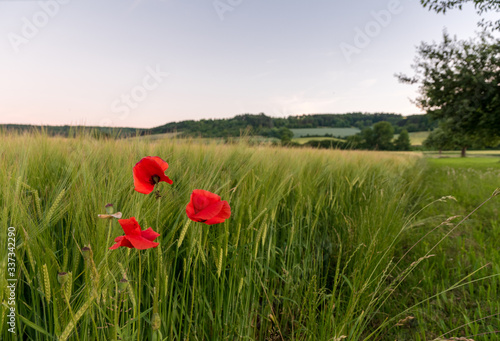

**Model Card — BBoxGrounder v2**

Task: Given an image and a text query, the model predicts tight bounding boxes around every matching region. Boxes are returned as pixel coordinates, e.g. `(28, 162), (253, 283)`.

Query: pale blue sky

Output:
(0, 0), (496, 128)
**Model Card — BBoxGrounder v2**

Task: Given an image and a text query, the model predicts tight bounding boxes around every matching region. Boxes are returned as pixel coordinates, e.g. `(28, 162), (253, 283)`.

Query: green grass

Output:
(131, 132), (180, 140)
(0, 131), (498, 340)
(427, 157), (500, 169)
(392, 131), (429, 146)
(290, 127), (360, 138)
(292, 136), (346, 145)
(391, 159), (500, 340)
(424, 150), (500, 158)
(409, 131), (430, 146)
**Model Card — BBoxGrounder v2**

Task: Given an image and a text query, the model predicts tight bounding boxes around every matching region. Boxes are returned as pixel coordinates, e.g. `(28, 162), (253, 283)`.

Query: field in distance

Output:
(290, 127), (360, 138)
(291, 128), (430, 147)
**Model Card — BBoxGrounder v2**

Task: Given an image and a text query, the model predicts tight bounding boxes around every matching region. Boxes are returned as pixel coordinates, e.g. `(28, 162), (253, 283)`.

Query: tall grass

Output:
(392, 161), (500, 340)
(0, 130), (471, 340)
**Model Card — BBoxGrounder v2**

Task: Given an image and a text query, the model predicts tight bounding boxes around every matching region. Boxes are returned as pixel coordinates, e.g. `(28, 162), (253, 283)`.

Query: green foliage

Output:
(420, 0), (500, 30)
(394, 158), (500, 339)
(398, 31), (500, 156)
(2, 113), (436, 141)
(304, 139), (349, 149)
(372, 121), (395, 150)
(148, 113), (433, 138)
(0, 124), (139, 138)
(290, 127), (361, 138)
(278, 127), (294, 143)
(423, 127), (456, 152)
(1, 132), (499, 340)
(0, 132), (429, 340)
(352, 121), (396, 150)
(394, 129), (411, 151)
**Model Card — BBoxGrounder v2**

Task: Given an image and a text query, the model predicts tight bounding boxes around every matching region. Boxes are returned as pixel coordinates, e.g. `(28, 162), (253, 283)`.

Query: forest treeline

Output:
(149, 112), (434, 137)
(1, 113), (434, 139)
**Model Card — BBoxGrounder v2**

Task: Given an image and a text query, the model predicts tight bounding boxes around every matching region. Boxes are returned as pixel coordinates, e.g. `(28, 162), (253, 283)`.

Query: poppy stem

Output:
(156, 196), (162, 230)
(104, 218), (118, 340)
(137, 251), (142, 341)
(105, 219), (119, 340)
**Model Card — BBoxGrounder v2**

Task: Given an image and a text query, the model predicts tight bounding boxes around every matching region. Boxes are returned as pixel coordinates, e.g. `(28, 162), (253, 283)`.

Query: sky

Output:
(0, 0), (496, 128)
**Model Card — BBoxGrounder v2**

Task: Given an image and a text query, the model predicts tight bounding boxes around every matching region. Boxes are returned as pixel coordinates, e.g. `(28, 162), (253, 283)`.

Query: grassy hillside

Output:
(409, 131), (430, 146)
(290, 127), (361, 138)
(292, 136), (346, 144)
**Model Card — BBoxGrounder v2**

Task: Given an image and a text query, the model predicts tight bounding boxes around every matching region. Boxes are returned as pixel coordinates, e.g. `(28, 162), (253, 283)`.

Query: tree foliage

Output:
(394, 129), (411, 151)
(423, 127), (456, 153)
(149, 113), (433, 138)
(397, 31), (500, 156)
(420, 0), (500, 30)
(348, 121), (396, 150)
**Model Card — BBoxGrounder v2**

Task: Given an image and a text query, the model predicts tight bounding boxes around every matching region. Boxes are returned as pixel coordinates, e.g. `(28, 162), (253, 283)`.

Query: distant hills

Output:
(0, 112), (434, 138)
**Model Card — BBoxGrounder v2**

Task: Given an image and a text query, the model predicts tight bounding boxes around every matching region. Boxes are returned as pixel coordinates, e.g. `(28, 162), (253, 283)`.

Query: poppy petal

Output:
(109, 236), (134, 249)
(133, 172), (155, 193)
(126, 235), (160, 249)
(159, 173), (174, 185)
(192, 189), (220, 204)
(205, 201), (231, 225)
(141, 227), (160, 241)
(133, 158), (160, 193)
(186, 201), (196, 219)
(111, 212), (123, 219)
(150, 156), (169, 172)
(133, 157), (173, 193)
(190, 190), (221, 214)
(118, 217), (141, 236)
(193, 201), (224, 220)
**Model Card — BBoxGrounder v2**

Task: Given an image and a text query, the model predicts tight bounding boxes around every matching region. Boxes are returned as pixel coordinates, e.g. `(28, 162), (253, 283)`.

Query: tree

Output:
(423, 127), (456, 155)
(278, 127), (294, 144)
(420, 0), (500, 31)
(394, 129), (411, 151)
(355, 121), (395, 150)
(397, 31), (500, 157)
(371, 121), (395, 150)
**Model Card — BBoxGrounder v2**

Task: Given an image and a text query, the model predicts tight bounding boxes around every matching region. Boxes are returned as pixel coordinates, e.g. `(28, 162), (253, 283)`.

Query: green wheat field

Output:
(0, 131), (499, 340)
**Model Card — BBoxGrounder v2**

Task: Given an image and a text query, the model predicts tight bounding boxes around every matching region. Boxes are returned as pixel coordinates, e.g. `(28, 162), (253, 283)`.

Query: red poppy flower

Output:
(186, 189), (231, 225)
(133, 156), (173, 194)
(109, 217), (160, 250)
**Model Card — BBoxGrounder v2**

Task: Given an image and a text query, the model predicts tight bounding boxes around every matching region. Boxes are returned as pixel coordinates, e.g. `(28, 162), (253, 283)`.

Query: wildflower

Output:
(186, 189), (231, 225)
(133, 156), (173, 194)
(109, 217), (160, 250)
(98, 203), (123, 219)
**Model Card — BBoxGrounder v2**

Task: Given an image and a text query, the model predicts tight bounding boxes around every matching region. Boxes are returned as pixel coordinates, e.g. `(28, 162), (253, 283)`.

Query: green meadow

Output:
(0, 132), (498, 340)
(290, 127), (361, 138)
(408, 131), (430, 146)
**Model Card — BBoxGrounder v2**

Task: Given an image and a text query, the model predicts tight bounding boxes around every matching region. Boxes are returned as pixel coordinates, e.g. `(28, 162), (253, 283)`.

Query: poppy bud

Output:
(82, 246), (92, 260)
(152, 312), (161, 330)
(57, 272), (68, 285)
(118, 278), (129, 291)
(105, 203), (114, 214)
